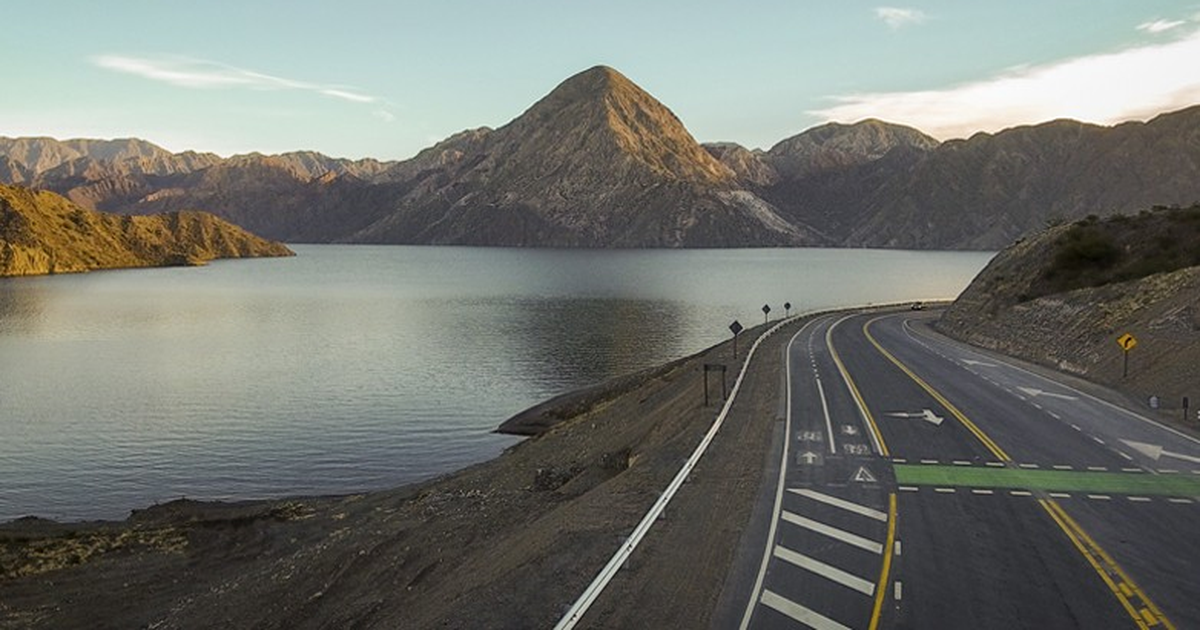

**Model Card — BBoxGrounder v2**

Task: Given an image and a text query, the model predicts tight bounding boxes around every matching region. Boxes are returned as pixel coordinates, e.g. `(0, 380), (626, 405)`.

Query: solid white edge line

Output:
(736, 316), (823, 630)
(556, 313), (802, 630)
(789, 488), (888, 522)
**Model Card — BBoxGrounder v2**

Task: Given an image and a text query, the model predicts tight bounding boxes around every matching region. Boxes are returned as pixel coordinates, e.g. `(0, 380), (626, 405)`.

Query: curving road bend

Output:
(736, 310), (1200, 630)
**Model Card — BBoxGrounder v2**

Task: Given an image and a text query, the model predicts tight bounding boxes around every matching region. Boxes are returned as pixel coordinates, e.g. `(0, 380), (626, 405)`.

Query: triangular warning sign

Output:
(852, 466), (877, 483)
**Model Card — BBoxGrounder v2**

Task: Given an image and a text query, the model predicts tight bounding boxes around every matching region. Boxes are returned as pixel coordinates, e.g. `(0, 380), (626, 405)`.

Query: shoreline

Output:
(0, 333), (716, 528)
(1, 299), (947, 528)
(1, 310), (810, 629)
(5, 302), (1193, 629)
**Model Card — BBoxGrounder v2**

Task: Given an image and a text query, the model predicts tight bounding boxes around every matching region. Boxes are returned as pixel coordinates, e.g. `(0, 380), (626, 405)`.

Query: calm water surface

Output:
(0, 245), (992, 521)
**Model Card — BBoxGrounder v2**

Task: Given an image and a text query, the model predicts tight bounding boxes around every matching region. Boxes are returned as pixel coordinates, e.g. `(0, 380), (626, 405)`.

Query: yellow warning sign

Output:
(1117, 333), (1137, 351)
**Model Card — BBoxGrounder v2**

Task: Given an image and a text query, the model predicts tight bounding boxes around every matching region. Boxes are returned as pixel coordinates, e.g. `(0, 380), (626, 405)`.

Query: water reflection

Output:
(0, 245), (992, 520)
(483, 297), (692, 392)
(0, 278), (46, 334)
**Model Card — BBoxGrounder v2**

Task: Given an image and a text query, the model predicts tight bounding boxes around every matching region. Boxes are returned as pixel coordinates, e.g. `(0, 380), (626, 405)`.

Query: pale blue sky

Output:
(2, 1), (1197, 160)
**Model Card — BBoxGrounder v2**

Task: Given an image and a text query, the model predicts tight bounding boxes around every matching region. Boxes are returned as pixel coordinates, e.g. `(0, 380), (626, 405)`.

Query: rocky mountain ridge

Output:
(3, 66), (1200, 249)
(0, 183), (293, 277)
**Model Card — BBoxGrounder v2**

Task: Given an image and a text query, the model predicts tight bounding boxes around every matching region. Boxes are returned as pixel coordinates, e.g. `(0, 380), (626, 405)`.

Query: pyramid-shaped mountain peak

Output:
(547, 65), (641, 101)
(498, 65), (733, 185)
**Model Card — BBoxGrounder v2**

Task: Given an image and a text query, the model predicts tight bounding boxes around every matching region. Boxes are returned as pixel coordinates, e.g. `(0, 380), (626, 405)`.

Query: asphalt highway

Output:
(735, 310), (1200, 630)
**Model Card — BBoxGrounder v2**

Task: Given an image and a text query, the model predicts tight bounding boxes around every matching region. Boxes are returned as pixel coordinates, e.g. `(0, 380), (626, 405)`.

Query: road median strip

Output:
(893, 464), (1200, 497)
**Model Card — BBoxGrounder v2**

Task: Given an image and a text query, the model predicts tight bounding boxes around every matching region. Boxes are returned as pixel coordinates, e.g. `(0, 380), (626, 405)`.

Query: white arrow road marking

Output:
(1017, 386), (1079, 401)
(921, 409), (945, 426)
(799, 451), (820, 465)
(886, 409), (945, 426)
(961, 359), (996, 367)
(1121, 439), (1200, 464)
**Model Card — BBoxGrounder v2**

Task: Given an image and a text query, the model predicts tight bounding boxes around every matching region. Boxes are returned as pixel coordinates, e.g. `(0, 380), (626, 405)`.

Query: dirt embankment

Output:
(938, 208), (1200, 417)
(1, 315), (806, 630)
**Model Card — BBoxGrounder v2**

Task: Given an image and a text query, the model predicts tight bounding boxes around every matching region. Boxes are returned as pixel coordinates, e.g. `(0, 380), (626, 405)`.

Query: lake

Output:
(0, 245), (992, 521)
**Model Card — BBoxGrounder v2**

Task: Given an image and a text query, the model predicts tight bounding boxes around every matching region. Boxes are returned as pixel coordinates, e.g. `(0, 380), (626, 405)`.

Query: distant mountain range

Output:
(3, 65), (1199, 250)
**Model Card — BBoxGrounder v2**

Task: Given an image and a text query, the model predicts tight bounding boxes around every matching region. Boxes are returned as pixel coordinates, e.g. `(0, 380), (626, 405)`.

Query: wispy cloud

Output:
(1137, 19), (1185, 34)
(874, 7), (927, 30)
(810, 26), (1200, 139)
(92, 54), (381, 106)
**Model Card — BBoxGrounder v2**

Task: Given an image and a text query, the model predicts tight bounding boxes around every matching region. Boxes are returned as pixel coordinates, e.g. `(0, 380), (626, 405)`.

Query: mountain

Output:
(0, 136), (176, 173)
(707, 120), (941, 243)
(3, 67), (1200, 249)
(345, 66), (814, 247)
(937, 205), (1200, 407)
(0, 184), (293, 277)
(846, 107), (1200, 249)
(765, 119), (939, 179)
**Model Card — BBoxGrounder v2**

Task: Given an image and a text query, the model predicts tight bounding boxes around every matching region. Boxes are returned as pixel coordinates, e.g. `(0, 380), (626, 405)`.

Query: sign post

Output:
(762, 304), (771, 325)
(703, 364), (727, 407)
(729, 320), (743, 360)
(1116, 333), (1137, 378)
(784, 302), (792, 318)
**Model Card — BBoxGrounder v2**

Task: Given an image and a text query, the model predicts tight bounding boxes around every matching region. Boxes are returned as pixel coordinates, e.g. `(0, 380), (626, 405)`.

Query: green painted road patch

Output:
(894, 464), (1200, 497)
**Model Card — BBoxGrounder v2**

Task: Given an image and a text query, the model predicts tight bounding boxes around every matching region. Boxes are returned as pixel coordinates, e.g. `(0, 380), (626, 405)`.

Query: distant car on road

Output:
(910, 302), (924, 311)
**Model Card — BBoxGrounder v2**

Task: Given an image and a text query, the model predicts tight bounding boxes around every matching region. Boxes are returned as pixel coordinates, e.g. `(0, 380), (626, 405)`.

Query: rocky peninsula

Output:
(0, 183), (293, 277)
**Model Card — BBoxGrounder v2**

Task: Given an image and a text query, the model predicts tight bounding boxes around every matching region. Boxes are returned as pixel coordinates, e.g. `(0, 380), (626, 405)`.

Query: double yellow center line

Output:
(1041, 499), (1173, 629)
(854, 315), (1174, 630)
(862, 320), (1009, 461)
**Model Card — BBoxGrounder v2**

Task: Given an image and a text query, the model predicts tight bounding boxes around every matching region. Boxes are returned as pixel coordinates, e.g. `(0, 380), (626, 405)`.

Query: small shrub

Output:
(1053, 226), (1121, 271)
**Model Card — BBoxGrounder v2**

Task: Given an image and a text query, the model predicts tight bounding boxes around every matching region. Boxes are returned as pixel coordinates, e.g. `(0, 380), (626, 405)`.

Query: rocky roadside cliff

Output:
(937, 206), (1200, 411)
(0, 183), (293, 277)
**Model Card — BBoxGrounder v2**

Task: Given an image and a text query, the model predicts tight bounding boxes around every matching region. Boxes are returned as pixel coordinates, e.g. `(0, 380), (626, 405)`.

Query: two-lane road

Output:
(737, 310), (1200, 629)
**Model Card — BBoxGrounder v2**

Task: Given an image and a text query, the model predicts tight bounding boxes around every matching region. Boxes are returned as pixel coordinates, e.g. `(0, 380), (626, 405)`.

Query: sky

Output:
(2, 1), (1198, 161)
